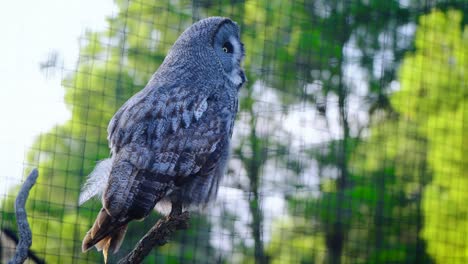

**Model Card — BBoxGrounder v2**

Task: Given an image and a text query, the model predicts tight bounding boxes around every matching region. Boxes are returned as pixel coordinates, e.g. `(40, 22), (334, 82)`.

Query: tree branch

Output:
(118, 210), (190, 264)
(2, 228), (45, 264)
(8, 169), (39, 264)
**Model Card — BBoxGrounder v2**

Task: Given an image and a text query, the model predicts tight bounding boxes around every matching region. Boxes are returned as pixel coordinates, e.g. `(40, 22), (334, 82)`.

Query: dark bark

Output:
(2, 228), (44, 264)
(118, 207), (189, 264)
(8, 169), (39, 264)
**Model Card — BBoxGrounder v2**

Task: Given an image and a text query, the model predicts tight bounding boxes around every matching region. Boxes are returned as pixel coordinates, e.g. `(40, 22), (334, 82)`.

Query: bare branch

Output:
(8, 169), (39, 264)
(118, 211), (190, 264)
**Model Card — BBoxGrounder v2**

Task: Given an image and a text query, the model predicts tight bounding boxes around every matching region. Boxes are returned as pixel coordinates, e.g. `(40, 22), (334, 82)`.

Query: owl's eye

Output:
(222, 42), (234, 53)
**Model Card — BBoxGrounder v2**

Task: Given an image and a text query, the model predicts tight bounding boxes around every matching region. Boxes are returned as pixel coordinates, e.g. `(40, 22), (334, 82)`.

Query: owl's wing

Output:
(82, 83), (232, 254)
(108, 84), (216, 156)
(106, 83), (231, 205)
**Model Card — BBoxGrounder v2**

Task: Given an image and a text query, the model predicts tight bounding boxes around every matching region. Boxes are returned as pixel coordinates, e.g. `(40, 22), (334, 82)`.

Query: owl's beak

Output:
(238, 70), (246, 89)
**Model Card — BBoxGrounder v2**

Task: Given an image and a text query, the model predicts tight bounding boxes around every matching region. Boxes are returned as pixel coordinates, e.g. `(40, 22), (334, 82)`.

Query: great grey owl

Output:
(78, 17), (245, 260)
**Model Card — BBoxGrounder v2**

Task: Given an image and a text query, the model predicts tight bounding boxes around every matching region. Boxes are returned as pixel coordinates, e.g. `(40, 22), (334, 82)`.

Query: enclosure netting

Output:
(1, 0), (467, 263)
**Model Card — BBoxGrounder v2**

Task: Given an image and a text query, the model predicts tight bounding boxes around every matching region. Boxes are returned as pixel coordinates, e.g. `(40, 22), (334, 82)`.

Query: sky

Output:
(0, 0), (117, 196)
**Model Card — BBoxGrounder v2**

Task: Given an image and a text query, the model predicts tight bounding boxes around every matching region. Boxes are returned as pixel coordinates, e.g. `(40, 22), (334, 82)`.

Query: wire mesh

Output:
(1, 0), (467, 263)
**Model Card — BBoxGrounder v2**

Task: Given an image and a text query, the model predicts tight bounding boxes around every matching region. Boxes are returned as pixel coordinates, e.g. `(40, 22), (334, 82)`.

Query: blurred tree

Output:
(262, 0), (421, 262)
(265, 2), (466, 264)
(392, 9), (468, 263)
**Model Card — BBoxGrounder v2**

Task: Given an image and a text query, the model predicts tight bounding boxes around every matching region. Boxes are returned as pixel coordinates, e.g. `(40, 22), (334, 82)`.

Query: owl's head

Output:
(163, 17), (246, 89)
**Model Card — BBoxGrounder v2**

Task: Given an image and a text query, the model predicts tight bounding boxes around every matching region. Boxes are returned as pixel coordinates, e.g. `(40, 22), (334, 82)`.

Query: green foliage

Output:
(392, 9), (468, 263)
(392, 10), (467, 119)
(267, 217), (326, 263)
(265, 4), (466, 264)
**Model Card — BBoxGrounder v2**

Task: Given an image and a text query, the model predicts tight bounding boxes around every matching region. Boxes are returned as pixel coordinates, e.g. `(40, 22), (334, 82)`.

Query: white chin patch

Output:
(227, 71), (242, 86)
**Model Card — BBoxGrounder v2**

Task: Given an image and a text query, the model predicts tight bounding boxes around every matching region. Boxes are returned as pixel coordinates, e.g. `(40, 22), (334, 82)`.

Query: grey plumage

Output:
(79, 17), (245, 260)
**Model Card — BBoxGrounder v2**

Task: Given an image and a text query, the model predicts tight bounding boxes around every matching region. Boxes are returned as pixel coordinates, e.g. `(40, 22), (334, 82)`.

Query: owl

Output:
(78, 17), (245, 260)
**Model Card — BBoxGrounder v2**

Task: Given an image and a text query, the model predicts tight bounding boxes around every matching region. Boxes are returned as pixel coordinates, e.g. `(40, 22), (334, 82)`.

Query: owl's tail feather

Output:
(82, 208), (128, 263)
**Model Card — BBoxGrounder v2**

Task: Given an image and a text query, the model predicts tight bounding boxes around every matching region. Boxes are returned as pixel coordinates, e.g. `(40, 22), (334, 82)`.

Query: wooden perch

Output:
(118, 208), (190, 264)
(8, 169), (39, 264)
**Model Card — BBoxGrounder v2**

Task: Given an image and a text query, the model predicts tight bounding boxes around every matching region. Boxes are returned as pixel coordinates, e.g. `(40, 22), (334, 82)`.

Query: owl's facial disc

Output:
(213, 21), (246, 88)
(224, 35), (246, 88)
